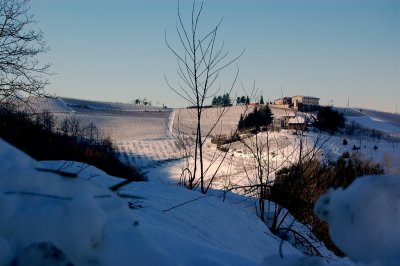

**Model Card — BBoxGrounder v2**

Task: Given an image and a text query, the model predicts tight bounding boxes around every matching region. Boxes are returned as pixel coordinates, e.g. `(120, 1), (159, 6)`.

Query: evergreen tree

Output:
(217, 96), (222, 105)
(212, 96), (217, 105)
(222, 93), (231, 106)
(259, 95), (264, 105)
(314, 107), (345, 133)
(212, 93), (232, 106)
(238, 105), (273, 132)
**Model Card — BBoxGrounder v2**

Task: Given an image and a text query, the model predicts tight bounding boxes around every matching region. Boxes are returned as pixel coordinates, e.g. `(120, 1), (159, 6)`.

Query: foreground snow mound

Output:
(261, 254), (326, 266)
(0, 139), (175, 265)
(315, 174), (400, 265)
(1, 138), (298, 265)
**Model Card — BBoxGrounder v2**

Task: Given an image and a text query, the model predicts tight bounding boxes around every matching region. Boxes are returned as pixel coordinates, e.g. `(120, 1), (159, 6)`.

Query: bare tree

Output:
(0, 0), (50, 104)
(165, 1), (243, 193)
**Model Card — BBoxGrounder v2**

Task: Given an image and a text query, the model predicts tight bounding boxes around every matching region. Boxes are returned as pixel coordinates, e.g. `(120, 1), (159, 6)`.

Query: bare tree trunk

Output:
(165, 1), (243, 194)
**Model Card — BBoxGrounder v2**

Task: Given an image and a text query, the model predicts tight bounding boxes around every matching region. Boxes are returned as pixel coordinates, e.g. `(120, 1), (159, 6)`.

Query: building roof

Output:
(291, 95), (320, 100)
(288, 116), (306, 125)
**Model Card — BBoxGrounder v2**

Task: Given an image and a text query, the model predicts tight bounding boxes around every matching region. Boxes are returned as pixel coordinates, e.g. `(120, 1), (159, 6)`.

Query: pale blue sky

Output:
(31, 0), (399, 111)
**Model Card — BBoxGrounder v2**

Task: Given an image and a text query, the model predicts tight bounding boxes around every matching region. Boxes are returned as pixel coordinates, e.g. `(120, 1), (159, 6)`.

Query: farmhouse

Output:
(272, 95), (320, 111)
(291, 95), (320, 111)
(286, 115), (307, 130)
(272, 97), (291, 109)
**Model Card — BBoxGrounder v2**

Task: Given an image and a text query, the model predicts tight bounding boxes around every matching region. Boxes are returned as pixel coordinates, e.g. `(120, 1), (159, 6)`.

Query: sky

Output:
(30, 0), (399, 111)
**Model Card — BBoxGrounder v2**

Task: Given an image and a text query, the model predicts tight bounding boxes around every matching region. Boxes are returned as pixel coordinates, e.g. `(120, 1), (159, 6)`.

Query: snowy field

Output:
(24, 97), (400, 183)
(0, 139), (300, 265)
(2, 134), (400, 265)
(173, 106), (246, 137)
(173, 106), (297, 137)
(3, 97), (400, 265)
(344, 108), (400, 134)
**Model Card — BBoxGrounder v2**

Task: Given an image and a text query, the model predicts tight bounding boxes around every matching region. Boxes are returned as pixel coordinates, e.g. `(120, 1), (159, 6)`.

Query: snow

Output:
(288, 116), (306, 125)
(262, 254), (326, 266)
(3, 97), (400, 265)
(346, 115), (400, 134)
(5, 137), (389, 265)
(0, 138), (301, 265)
(0, 139), (175, 265)
(315, 174), (400, 266)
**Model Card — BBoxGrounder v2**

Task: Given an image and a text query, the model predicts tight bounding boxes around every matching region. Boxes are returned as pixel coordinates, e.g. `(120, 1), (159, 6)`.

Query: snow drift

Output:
(2, 135), (400, 266)
(0, 138), (297, 265)
(315, 174), (400, 266)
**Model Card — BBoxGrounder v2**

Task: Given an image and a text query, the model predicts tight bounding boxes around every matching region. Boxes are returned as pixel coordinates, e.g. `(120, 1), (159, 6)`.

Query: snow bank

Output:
(0, 138), (300, 265)
(346, 115), (400, 133)
(8, 134), (400, 265)
(315, 174), (400, 266)
(0, 139), (175, 265)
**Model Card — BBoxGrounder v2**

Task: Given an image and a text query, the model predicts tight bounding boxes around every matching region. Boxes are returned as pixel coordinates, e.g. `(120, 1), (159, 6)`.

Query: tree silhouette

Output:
(0, 0), (51, 103)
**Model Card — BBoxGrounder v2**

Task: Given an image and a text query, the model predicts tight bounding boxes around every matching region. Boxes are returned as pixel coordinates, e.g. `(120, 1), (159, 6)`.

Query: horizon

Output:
(31, 0), (399, 112)
(54, 95), (400, 116)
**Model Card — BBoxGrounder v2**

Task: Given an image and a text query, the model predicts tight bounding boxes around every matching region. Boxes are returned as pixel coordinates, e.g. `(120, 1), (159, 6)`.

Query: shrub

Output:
(211, 133), (240, 152)
(341, 151), (350, 159)
(0, 106), (142, 181)
(238, 106), (273, 132)
(269, 153), (384, 256)
(314, 107), (345, 133)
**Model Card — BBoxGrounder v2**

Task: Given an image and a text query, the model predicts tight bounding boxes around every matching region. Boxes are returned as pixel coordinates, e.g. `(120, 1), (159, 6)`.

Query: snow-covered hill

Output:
(2, 98), (400, 265)
(0, 139), (300, 265)
(2, 134), (400, 265)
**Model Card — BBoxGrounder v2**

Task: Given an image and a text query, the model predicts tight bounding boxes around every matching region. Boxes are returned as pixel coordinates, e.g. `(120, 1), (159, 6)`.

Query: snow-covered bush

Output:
(315, 174), (400, 265)
(271, 152), (384, 256)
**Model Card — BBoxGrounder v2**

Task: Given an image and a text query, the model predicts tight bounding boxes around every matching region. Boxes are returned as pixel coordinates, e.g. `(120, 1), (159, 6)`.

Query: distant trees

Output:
(235, 95), (264, 105)
(259, 95), (264, 105)
(212, 93), (232, 106)
(238, 105), (273, 132)
(236, 95), (250, 105)
(132, 98), (152, 106)
(314, 107), (345, 133)
(165, 1), (243, 193)
(0, 0), (50, 103)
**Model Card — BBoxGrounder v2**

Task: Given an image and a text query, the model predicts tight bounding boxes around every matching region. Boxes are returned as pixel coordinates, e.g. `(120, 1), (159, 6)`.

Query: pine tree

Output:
(212, 96), (217, 106)
(222, 93), (231, 106)
(238, 105), (273, 132)
(259, 95), (264, 105)
(236, 97), (241, 105)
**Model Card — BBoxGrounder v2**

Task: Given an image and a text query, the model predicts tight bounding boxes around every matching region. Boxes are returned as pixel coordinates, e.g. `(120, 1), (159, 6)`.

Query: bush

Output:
(270, 153), (384, 256)
(314, 107), (345, 133)
(238, 106), (273, 132)
(0, 106), (142, 181)
(211, 133), (240, 152)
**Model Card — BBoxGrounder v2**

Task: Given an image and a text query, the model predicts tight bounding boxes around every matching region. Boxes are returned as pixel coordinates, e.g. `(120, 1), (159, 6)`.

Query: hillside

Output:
(0, 139), (301, 265)
(2, 124), (400, 265)
(15, 97), (400, 182)
(2, 97), (400, 265)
